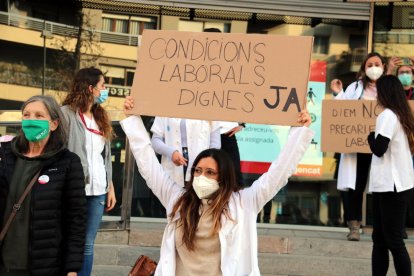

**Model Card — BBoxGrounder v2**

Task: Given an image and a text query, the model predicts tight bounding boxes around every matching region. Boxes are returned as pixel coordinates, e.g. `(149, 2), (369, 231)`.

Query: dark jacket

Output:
(0, 140), (86, 276)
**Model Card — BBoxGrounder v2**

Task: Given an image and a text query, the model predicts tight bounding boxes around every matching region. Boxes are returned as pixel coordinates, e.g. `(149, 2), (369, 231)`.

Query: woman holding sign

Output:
(331, 52), (387, 241)
(367, 75), (414, 276)
(122, 97), (313, 275)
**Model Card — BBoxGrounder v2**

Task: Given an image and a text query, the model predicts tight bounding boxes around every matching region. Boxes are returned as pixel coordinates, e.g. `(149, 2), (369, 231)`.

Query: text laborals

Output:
(152, 37), (299, 113)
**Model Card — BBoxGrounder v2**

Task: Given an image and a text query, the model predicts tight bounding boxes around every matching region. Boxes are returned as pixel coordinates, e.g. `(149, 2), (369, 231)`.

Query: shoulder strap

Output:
(0, 169), (42, 242)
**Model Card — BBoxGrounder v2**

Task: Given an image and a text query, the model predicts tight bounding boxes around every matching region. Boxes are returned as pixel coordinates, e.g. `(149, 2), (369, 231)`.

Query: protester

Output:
(0, 95), (86, 276)
(151, 116), (221, 186)
(367, 75), (414, 276)
(387, 56), (413, 99)
(330, 52), (387, 241)
(393, 58), (414, 238)
(61, 67), (116, 276)
(396, 62), (413, 100)
(122, 96), (313, 275)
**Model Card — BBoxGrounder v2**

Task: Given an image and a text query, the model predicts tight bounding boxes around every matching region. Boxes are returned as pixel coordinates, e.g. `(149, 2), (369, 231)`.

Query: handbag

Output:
(128, 255), (157, 276)
(0, 170), (42, 244)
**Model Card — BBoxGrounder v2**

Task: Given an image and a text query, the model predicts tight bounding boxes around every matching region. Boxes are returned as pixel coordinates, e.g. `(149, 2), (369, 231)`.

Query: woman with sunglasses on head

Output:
(367, 75), (414, 276)
(122, 96), (313, 275)
(61, 67), (116, 276)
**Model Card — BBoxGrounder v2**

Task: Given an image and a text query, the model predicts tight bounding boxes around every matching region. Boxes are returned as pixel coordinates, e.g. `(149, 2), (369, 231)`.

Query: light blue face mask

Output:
(398, 73), (413, 87)
(94, 89), (109, 104)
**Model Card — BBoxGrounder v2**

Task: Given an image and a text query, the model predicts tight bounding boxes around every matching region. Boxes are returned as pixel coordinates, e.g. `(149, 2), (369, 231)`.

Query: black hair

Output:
(376, 75), (414, 153)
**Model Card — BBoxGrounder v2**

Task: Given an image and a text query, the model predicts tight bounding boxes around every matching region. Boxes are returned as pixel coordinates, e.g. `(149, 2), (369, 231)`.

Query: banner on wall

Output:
(237, 61), (326, 177)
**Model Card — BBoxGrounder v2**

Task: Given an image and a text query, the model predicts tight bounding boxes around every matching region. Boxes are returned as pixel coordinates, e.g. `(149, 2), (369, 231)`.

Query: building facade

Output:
(0, 0), (412, 230)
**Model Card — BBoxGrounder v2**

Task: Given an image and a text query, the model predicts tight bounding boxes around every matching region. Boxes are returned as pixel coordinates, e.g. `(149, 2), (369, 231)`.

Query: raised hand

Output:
(330, 79), (343, 94)
(172, 151), (188, 166)
(123, 96), (134, 112)
(298, 110), (311, 127)
(387, 56), (402, 75)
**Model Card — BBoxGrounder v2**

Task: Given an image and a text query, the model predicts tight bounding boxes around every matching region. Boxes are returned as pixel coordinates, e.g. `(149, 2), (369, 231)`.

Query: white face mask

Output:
(365, 66), (384, 81)
(192, 175), (220, 199)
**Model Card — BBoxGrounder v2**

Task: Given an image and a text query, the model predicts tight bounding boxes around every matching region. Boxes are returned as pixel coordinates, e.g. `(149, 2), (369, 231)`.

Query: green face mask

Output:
(398, 73), (413, 87)
(22, 119), (50, 142)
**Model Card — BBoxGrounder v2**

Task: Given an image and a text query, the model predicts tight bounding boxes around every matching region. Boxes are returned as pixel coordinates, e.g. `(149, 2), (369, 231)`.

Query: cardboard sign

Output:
(128, 30), (313, 125)
(322, 100), (414, 153)
(238, 61), (327, 177)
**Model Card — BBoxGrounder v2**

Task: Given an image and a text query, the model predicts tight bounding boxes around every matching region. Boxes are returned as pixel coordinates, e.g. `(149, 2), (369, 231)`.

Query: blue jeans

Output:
(78, 194), (106, 276)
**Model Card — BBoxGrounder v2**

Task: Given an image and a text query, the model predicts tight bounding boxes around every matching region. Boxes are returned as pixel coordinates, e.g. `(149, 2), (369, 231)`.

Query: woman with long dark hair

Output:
(122, 97), (314, 275)
(331, 52), (387, 241)
(61, 67), (116, 276)
(367, 75), (414, 276)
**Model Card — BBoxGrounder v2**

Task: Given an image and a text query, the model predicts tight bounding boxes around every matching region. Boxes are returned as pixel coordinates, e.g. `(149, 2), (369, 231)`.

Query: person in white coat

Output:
(122, 97), (313, 276)
(151, 117), (221, 186)
(367, 75), (414, 276)
(330, 52), (387, 241)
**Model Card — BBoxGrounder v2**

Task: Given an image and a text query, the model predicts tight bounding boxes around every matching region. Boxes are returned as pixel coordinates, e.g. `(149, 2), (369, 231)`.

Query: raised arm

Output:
(121, 115), (182, 207)
(151, 133), (176, 159)
(209, 126), (221, 149)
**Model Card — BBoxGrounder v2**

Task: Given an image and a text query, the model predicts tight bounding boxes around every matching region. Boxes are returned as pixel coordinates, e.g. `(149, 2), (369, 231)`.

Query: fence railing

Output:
(0, 62), (133, 95)
(374, 31), (414, 44)
(0, 64), (55, 90)
(0, 11), (140, 46)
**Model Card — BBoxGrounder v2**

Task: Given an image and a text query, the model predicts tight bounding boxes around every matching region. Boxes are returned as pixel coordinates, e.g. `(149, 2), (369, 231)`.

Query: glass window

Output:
(313, 36), (329, 54)
(130, 16), (157, 35)
(126, 70), (135, 86)
(102, 14), (156, 35)
(178, 20), (230, 33)
(101, 65), (126, 86)
(100, 65), (135, 92)
(102, 18), (113, 32)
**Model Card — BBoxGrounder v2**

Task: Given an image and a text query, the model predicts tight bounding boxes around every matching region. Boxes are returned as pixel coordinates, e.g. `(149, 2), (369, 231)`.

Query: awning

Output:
(81, 0), (371, 21)
(112, 0), (371, 21)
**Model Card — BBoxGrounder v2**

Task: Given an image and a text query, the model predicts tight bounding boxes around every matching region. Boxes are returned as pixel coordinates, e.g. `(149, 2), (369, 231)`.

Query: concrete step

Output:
(92, 265), (131, 276)
(258, 253), (399, 276)
(92, 245), (404, 276)
(92, 220), (414, 275)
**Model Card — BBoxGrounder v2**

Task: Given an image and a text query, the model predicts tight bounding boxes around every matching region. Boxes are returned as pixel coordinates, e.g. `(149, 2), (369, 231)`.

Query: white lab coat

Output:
(121, 115), (314, 276)
(151, 117), (220, 185)
(335, 80), (365, 191)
